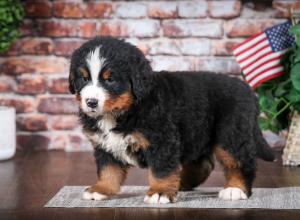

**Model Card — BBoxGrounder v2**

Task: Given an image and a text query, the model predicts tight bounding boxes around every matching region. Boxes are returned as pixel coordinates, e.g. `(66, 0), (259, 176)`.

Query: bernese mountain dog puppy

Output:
(69, 36), (275, 204)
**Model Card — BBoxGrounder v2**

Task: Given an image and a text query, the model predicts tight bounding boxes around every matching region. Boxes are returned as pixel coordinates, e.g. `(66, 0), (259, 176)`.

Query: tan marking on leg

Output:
(87, 165), (128, 196)
(214, 147), (240, 169)
(147, 168), (180, 202)
(214, 146), (248, 194)
(224, 169), (247, 193)
(103, 92), (133, 113)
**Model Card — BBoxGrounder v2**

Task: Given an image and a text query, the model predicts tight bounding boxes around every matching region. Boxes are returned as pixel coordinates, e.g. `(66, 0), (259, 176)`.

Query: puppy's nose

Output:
(86, 98), (98, 108)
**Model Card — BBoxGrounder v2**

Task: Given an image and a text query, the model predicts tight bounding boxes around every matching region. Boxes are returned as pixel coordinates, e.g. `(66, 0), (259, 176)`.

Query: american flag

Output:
(233, 21), (295, 89)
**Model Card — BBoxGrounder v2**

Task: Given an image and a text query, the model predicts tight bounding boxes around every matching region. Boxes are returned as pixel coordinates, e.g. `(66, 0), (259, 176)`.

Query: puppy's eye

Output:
(106, 75), (114, 83)
(83, 76), (89, 81)
(102, 70), (114, 84)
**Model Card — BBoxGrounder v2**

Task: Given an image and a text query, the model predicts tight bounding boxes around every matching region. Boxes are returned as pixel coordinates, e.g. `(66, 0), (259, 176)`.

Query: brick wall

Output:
(0, 0), (297, 151)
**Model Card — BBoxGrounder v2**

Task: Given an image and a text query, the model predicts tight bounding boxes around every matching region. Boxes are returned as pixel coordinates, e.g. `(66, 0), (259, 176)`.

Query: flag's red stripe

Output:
(234, 36), (268, 57)
(240, 50), (273, 70)
(233, 32), (263, 51)
(252, 72), (285, 89)
(244, 54), (283, 76)
(237, 44), (270, 64)
(247, 64), (283, 83)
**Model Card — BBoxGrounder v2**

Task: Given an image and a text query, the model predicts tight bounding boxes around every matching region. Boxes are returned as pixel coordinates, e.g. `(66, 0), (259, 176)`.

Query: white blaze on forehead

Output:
(80, 46), (108, 116)
(86, 46), (106, 84)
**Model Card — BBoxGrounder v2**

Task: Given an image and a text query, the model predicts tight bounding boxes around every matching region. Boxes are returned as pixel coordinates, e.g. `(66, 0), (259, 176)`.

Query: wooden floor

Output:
(0, 151), (300, 220)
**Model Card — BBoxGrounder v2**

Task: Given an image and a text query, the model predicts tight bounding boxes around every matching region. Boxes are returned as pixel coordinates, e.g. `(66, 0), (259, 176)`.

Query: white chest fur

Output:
(84, 115), (138, 166)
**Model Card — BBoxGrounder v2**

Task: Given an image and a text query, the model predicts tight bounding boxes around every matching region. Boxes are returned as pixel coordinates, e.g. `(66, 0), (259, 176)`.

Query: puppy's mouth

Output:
(83, 107), (102, 117)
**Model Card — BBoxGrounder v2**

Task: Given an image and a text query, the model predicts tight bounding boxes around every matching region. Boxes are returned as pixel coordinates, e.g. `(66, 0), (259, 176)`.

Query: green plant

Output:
(0, 0), (24, 53)
(256, 22), (300, 133)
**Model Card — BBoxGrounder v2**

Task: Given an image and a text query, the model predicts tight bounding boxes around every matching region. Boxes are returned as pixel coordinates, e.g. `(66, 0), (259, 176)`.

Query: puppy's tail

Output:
(254, 123), (276, 162)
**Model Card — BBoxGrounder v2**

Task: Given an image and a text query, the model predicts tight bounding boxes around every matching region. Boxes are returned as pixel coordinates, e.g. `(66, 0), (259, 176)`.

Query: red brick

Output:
(209, 0), (241, 18)
(0, 41), (19, 56)
(16, 75), (46, 95)
(0, 98), (34, 113)
(148, 2), (177, 19)
(1, 56), (68, 75)
(51, 115), (79, 130)
(115, 2), (147, 18)
(151, 56), (195, 71)
(38, 96), (78, 114)
(0, 83), (12, 92)
(78, 21), (97, 38)
(178, 1), (208, 18)
(225, 19), (280, 37)
(84, 2), (113, 18)
(211, 40), (243, 56)
(50, 135), (67, 150)
(19, 38), (54, 55)
(194, 58), (241, 74)
(17, 115), (48, 131)
(179, 38), (211, 56)
(99, 21), (128, 37)
(99, 20), (160, 38)
(17, 134), (50, 150)
(53, 2), (82, 18)
(273, 1), (300, 18)
(54, 39), (84, 56)
(20, 20), (35, 37)
(37, 20), (77, 37)
(48, 77), (69, 94)
(25, 1), (52, 18)
(163, 20), (223, 38)
(147, 39), (181, 55)
(0, 76), (14, 92)
(68, 134), (92, 151)
(125, 39), (149, 55)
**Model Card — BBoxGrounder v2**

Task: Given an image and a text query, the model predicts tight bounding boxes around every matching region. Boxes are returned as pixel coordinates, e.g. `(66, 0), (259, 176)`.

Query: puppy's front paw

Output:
(82, 185), (108, 201)
(218, 187), (248, 201)
(144, 192), (177, 204)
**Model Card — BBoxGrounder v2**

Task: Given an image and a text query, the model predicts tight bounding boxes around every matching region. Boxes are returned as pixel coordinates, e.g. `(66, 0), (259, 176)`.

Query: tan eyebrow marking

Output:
(79, 67), (89, 78)
(102, 69), (111, 80)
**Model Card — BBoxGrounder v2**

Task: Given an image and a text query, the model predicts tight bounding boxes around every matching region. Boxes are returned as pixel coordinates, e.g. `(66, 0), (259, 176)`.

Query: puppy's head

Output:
(69, 37), (153, 117)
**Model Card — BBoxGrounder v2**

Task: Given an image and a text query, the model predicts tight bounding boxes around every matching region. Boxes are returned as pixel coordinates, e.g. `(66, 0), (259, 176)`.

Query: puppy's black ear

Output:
(68, 71), (76, 94)
(130, 56), (153, 103)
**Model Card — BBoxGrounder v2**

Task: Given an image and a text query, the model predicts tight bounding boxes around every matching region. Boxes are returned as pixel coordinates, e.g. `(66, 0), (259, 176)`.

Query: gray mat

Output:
(45, 186), (300, 209)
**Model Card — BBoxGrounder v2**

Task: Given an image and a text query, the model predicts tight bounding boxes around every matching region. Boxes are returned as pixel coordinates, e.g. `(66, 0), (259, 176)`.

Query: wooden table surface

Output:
(0, 150), (300, 220)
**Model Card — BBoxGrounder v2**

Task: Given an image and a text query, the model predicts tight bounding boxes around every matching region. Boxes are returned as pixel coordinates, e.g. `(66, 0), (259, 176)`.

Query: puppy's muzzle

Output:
(86, 98), (98, 109)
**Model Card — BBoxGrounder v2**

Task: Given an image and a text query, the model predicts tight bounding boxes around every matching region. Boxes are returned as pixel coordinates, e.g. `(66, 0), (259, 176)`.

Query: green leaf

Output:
(290, 23), (300, 35)
(274, 79), (291, 97)
(259, 94), (272, 111)
(294, 49), (300, 63)
(297, 38), (300, 49)
(291, 63), (300, 91)
(288, 88), (300, 102)
(294, 102), (300, 114)
(0, 1), (24, 53)
(258, 117), (270, 131)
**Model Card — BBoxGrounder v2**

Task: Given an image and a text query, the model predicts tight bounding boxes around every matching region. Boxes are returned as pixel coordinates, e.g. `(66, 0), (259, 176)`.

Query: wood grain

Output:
(0, 151), (299, 220)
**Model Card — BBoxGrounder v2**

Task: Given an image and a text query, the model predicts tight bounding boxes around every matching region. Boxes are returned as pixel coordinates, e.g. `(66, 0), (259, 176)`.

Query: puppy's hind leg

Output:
(214, 146), (256, 201)
(180, 155), (214, 191)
